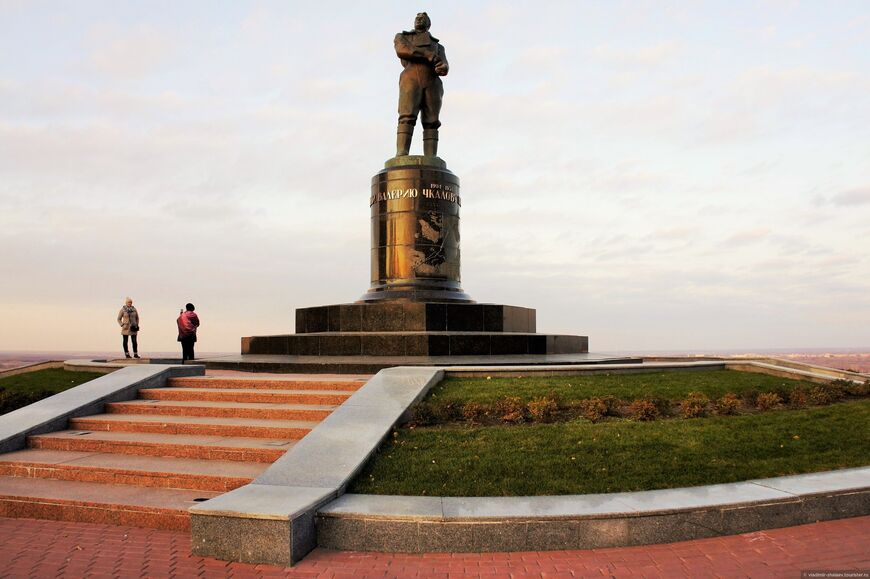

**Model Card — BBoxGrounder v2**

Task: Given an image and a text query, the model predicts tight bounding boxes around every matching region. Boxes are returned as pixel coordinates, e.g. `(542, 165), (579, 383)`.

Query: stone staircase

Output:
(0, 374), (366, 531)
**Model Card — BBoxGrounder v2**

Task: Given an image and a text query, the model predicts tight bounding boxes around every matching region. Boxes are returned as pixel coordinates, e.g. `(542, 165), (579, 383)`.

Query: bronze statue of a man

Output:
(394, 12), (449, 158)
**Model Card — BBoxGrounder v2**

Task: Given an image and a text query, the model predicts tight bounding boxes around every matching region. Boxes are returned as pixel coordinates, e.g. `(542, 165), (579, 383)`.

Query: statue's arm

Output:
(394, 33), (437, 62)
(434, 44), (448, 76)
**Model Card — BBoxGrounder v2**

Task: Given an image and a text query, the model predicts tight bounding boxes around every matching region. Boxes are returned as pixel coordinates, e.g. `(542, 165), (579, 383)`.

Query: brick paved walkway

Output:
(1, 516), (868, 578)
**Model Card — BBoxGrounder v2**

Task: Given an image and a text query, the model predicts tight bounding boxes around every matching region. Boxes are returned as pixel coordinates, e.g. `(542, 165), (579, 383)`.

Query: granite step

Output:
(0, 475), (213, 530)
(0, 370), (346, 533)
(169, 376), (367, 391)
(0, 449), (266, 492)
(105, 399), (336, 421)
(69, 413), (318, 439)
(139, 387), (353, 405)
(28, 430), (296, 463)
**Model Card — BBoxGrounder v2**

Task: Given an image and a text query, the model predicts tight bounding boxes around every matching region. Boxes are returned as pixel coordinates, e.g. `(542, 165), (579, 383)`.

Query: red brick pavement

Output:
(0, 516), (868, 578)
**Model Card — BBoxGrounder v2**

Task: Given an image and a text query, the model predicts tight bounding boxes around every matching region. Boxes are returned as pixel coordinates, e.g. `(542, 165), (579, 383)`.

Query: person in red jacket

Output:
(177, 303), (200, 362)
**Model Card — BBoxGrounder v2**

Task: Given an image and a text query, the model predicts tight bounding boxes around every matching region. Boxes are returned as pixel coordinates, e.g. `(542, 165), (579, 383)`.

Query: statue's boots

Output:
(396, 125), (413, 156)
(423, 128), (438, 157)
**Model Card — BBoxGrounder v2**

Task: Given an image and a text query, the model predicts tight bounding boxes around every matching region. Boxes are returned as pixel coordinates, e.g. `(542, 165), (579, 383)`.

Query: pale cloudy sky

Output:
(1, 1), (868, 354)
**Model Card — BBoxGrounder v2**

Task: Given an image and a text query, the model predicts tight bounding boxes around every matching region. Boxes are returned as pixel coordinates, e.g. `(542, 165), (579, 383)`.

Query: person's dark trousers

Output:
(122, 335), (138, 355)
(181, 337), (196, 361)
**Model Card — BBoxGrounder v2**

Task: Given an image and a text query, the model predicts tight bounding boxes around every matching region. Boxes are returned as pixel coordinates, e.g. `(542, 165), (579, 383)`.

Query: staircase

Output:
(0, 374), (366, 531)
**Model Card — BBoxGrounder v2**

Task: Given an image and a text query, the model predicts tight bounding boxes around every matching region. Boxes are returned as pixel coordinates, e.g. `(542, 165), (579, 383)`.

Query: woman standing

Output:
(117, 297), (140, 359)
(177, 303), (200, 362)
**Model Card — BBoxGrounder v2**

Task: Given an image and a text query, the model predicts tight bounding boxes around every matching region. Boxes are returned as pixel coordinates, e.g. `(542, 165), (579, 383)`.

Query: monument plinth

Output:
(361, 157), (471, 303)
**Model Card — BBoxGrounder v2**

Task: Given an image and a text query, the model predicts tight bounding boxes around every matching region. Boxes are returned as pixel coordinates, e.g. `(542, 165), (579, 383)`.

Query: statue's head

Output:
(414, 12), (431, 32)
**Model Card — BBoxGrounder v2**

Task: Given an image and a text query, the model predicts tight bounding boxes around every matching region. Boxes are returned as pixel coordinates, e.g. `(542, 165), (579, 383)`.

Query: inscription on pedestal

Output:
(361, 164), (471, 302)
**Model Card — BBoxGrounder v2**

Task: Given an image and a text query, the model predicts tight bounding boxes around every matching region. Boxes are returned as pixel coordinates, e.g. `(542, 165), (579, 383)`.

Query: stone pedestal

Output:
(243, 302), (588, 358)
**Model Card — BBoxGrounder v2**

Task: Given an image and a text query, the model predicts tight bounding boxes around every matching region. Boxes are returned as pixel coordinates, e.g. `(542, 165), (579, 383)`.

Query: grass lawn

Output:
(350, 400), (870, 496)
(430, 369), (816, 404)
(0, 368), (105, 415)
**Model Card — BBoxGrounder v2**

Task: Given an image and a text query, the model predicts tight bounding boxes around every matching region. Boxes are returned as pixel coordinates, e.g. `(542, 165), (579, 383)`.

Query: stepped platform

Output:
(202, 352), (641, 374)
(0, 372), (367, 530)
(224, 301), (613, 373)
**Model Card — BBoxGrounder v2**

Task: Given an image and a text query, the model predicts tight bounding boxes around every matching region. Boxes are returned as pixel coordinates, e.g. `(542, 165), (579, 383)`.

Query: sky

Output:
(1, 0), (868, 354)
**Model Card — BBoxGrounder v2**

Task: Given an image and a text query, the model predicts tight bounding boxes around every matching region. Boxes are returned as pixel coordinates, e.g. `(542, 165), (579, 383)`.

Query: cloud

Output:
(516, 46), (565, 68)
(831, 187), (870, 207)
(85, 24), (175, 80)
(0, 79), (190, 121)
(724, 228), (771, 246)
(589, 41), (680, 67)
(812, 187), (870, 208)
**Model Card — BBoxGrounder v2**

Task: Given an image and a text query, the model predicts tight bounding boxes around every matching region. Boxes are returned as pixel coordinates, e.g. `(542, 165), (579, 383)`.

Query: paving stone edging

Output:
(189, 360), (869, 566)
(0, 362), (205, 454)
(317, 468), (870, 553)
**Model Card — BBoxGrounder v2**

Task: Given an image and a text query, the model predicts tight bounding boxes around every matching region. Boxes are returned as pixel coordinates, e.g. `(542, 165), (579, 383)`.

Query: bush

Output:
(789, 387), (808, 408)
(576, 398), (608, 422)
(825, 382), (847, 400)
(772, 386), (793, 404)
(627, 399), (660, 421)
(807, 383), (845, 406)
(808, 385), (842, 406)
(410, 403), (435, 426)
(651, 397), (673, 417)
(715, 393), (741, 415)
(842, 380), (870, 397)
(741, 389), (760, 407)
(430, 401), (461, 423)
(679, 392), (709, 419)
(600, 395), (621, 416)
(527, 397), (558, 422)
(461, 402), (489, 423)
(756, 392), (782, 411)
(495, 396), (525, 423)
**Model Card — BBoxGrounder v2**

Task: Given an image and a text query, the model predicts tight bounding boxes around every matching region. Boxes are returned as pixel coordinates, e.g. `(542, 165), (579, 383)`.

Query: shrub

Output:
(495, 396), (525, 423)
(627, 399), (660, 421)
(756, 392), (782, 411)
(842, 380), (870, 397)
(576, 398), (608, 422)
(649, 396), (673, 417)
(461, 402), (489, 424)
(741, 389), (760, 407)
(545, 390), (564, 408)
(825, 382), (847, 400)
(527, 397), (558, 422)
(715, 393), (741, 415)
(807, 383), (845, 406)
(808, 386), (831, 405)
(600, 395), (620, 416)
(430, 401), (461, 423)
(772, 386), (793, 404)
(679, 392), (709, 419)
(789, 387), (808, 408)
(410, 403), (435, 426)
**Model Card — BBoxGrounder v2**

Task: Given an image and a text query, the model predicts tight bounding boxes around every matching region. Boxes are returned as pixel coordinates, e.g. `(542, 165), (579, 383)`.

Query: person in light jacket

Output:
(117, 297), (140, 359)
(177, 303), (200, 362)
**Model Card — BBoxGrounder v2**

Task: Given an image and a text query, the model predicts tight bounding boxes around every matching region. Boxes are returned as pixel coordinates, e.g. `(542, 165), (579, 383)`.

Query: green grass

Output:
(430, 369), (815, 404)
(350, 400), (870, 496)
(0, 368), (105, 415)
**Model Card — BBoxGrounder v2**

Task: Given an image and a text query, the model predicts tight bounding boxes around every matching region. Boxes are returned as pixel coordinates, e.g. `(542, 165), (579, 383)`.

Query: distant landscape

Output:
(1, 349), (868, 373)
(0, 351), (232, 371)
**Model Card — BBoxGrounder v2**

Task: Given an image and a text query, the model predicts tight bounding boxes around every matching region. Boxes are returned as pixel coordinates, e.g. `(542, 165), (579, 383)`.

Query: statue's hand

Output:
(434, 61), (448, 76)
